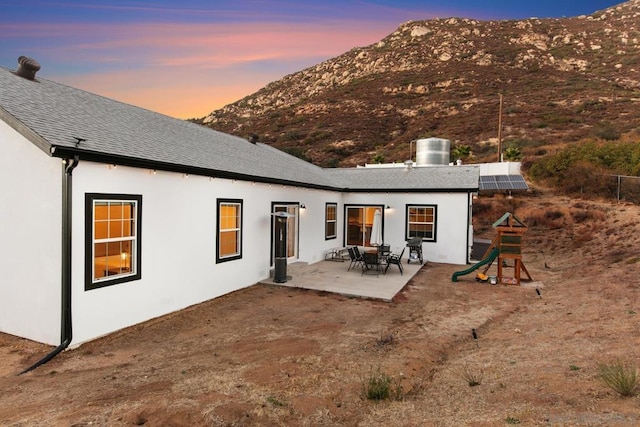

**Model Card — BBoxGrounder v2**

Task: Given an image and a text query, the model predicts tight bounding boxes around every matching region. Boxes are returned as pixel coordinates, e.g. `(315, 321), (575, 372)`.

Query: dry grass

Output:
(1, 193), (640, 425)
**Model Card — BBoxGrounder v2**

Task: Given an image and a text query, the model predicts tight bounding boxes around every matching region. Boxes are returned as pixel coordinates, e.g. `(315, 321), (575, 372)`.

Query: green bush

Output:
(362, 367), (405, 401)
(598, 360), (638, 397)
(528, 140), (640, 199)
(592, 122), (621, 141)
(372, 153), (385, 163)
(364, 368), (392, 400)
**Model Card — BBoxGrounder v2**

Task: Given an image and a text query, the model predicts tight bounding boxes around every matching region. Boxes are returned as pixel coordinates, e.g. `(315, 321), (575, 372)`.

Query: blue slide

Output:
(451, 248), (499, 282)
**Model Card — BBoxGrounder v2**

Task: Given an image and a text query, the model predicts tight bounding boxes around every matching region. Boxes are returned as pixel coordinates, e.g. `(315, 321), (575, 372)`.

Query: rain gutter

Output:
(19, 156), (79, 374)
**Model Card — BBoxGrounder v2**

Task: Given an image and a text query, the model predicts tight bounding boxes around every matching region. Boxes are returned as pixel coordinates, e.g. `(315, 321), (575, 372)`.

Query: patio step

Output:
(268, 261), (310, 279)
(286, 261), (311, 275)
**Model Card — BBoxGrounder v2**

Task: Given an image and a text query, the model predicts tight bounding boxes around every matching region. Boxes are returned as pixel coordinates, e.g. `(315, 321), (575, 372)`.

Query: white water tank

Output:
(416, 137), (450, 166)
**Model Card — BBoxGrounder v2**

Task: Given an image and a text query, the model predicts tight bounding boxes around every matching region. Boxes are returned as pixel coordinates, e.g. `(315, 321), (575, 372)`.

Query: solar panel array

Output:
(479, 175), (529, 191)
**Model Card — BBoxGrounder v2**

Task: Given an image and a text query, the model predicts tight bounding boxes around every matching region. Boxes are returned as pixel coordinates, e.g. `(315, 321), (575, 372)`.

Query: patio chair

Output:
(361, 251), (382, 276)
(353, 246), (366, 265)
(347, 246), (364, 271)
(385, 247), (405, 275)
(378, 244), (391, 261)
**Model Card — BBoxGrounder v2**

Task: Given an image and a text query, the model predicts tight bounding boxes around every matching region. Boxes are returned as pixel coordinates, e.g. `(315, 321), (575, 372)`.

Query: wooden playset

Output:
(452, 212), (533, 284)
(484, 212), (532, 285)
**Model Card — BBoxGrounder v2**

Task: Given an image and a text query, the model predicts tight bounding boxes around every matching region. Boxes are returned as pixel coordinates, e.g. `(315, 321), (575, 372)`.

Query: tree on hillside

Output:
(503, 144), (522, 161)
(451, 144), (472, 162)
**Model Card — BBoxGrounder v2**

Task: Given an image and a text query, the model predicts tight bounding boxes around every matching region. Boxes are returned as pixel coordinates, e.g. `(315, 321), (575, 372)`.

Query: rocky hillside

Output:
(198, 1), (640, 167)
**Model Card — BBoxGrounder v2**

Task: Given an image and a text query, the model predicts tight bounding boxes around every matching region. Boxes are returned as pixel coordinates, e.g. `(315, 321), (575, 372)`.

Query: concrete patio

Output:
(259, 257), (425, 302)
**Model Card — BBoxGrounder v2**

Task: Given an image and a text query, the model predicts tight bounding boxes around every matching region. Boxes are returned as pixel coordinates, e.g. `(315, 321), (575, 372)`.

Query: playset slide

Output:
(451, 248), (500, 282)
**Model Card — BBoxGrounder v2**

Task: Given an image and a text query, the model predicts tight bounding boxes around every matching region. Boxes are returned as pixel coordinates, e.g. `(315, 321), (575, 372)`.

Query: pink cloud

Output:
(6, 2), (445, 119)
(41, 18), (399, 118)
(55, 61), (280, 119)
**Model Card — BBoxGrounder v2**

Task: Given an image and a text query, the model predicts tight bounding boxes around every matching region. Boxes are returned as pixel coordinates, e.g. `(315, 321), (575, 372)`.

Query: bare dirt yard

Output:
(1, 191), (639, 426)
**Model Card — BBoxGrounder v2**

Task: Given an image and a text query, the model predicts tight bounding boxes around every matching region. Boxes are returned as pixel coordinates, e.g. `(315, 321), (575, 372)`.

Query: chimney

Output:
(15, 56), (41, 80)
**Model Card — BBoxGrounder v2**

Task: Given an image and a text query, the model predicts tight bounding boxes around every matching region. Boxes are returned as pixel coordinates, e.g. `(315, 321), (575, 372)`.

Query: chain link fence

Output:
(606, 175), (640, 204)
(556, 173), (640, 204)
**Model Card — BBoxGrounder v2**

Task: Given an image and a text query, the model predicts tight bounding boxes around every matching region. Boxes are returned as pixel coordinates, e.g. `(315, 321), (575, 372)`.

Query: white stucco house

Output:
(0, 58), (479, 356)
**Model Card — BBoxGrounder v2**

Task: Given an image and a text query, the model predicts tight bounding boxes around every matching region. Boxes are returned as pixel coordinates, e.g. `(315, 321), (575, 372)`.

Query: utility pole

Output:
(497, 93), (503, 162)
(409, 139), (416, 162)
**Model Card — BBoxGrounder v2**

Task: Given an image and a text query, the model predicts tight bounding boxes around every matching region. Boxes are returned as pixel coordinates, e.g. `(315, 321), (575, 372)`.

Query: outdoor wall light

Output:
(300, 204), (306, 209)
(385, 205), (391, 210)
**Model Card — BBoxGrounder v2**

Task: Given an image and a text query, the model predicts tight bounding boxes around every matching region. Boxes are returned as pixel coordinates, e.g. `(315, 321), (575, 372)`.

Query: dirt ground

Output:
(1, 191), (639, 426)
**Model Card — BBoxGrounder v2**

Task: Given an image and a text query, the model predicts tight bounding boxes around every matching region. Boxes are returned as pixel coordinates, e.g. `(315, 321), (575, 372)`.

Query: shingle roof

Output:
(327, 166), (479, 191)
(0, 65), (478, 192)
(0, 66), (335, 188)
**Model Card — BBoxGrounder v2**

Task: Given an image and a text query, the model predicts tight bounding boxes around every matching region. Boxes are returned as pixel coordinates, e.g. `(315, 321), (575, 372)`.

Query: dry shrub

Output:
(455, 364), (484, 387)
(544, 210), (564, 221)
(473, 195), (524, 232)
(524, 208), (566, 229)
(572, 227), (595, 247)
(560, 161), (616, 198)
(570, 208), (607, 223)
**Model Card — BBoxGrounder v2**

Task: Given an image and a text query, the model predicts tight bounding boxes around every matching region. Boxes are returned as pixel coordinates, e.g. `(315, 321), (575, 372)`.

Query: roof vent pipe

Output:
(15, 56), (41, 80)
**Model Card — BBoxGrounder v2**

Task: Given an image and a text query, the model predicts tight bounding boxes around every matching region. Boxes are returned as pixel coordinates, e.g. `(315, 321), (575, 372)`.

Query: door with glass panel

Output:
(272, 203), (299, 261)
(345, 205), (381, 247)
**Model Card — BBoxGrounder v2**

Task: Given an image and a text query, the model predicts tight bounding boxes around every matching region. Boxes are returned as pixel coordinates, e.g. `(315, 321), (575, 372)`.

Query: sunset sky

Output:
(1, 0), (624, 119)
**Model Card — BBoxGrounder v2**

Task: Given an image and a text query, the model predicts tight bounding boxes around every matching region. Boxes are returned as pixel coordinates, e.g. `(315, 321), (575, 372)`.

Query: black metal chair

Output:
(347, 246), (364, 271)
(353, 246), (365, 264)
(385, 247), (405, 275)
(378, 244), (391, 259)
(361, 251), (382, 276)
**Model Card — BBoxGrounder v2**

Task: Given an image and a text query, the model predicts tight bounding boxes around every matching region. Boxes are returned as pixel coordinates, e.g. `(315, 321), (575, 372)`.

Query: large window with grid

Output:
(217, 199), (243, 263)
(345, 205), (383, 247)
(406, 205), (437, 241)
(85, 194), (142, 290)
(325, 203), (337, 240)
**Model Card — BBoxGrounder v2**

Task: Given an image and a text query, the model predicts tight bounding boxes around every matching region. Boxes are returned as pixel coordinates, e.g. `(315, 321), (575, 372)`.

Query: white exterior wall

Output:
(70, 162), (344, 345)
(0, 139), (472, 346)
(295, 190), (344, 264)
(342, 192), (471, 265)
(0, 121), (62, 345)
(478, 161), (521, 175)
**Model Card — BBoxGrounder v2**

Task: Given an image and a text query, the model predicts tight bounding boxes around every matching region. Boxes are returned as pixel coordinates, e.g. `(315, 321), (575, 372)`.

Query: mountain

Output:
(197, 1), (640, 167)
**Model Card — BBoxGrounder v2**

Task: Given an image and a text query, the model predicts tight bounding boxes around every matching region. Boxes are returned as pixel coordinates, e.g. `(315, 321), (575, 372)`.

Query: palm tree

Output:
(451, 144), (472, 162)
(503, 145), (522, 161)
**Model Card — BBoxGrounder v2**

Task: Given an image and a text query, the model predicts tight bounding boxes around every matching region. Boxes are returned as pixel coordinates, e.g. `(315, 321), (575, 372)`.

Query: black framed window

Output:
(344, 205), (384, 247)
(217, 198), (243, 263)
(325, 203), (337, 240)
(85, 193), (142, 290)
(406, 204), (437, 241)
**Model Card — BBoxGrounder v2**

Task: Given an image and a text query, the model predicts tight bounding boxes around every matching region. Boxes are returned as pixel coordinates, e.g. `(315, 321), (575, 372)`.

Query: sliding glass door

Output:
(345, 205), (383, 247)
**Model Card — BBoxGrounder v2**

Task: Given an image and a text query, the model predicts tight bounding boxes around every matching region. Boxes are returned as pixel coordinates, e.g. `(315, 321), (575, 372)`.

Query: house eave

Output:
(50, 146), (338, 191)
(51, 146), (479, 194)
(0, 105), (51, 156)
(342, 187), (479, 193)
